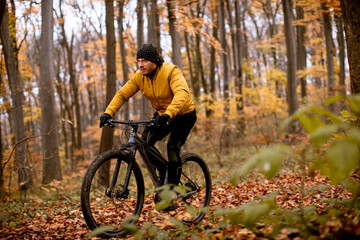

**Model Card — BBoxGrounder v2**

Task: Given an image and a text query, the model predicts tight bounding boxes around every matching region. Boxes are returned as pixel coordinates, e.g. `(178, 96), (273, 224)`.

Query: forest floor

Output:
(0, 168), (358, 239)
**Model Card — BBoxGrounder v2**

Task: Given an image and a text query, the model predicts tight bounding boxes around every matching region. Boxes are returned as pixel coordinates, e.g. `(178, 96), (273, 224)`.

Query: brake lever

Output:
(105, 119), (115, 128)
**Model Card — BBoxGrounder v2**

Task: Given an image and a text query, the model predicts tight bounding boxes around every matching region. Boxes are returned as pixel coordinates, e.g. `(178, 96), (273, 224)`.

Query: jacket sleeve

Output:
(164, 66), (192, 118)
(104, 75), (140, 117)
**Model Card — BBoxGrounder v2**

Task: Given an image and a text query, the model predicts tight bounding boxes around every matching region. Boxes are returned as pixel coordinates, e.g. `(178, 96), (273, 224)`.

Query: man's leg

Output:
(141, 126), (167, 184)
(167, 110), (197, 185)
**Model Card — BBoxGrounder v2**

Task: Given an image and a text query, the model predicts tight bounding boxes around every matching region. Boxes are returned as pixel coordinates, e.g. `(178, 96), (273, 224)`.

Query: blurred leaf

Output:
(230, 155), (258, 185)
(243, 200), (276, 229)
(303, 205), (317, 216)
(340, 110), (354, 119)
(325, 94), (346, 106)
(232, 144), (293, 184)
(327, 140), (359, 177)
(347, 127), (360, 144)
(186, 204), (199, 217)
(169, 217), (187, 231)
(155, 230), (169, 240)
(86, 226), (114, 237)
(173, 185), (187, 195)
(318, 184), (330, 192)
(341, 178), (360, 195)
(122, 223), (138, 235)
(299, 115), (324, 133)
(224, 208), (243, 225)
(155, 187), (176, 211)
(9, 222), (17, 228)
(214, 207), (241, 219)
(310, 125), (338, 146)
(279, 107), (308, 133)
(349, 95), (360, 115)
(313, 154), (350, 185)
(259, 145), (293, 179)
(309, 106), (341, 124)
(134, 230), (146, 240)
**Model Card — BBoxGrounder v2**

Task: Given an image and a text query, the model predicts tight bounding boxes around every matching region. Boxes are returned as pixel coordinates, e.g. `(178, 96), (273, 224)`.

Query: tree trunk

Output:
(234, 0), (244, 112)
(0, 112), (3, 198)
(340, 0), (360, 94)
(143, 0), (160, 119)
(118, 0), (130, 120)
(39, 0), (62, 184)
(226, 0), (239, 77)
(209, 0), (218, 117)
(59, 1), (82, 157)
(0, 0), (5, 26)
(219, 0), (231, 151)
(335, 14), (346, 95)
(83, 40), (98, 125)
(282, 0), (298, 116)
(296, 5), (307, 101)
(99, 0), (116, 155)
(1, 6), (33, 191)
(98, 0), (117, 186)
(136, 0), (144, 120)
(147, 0), (160, 48)
(234, 0), (245, 137)
(167, 0), (183, 69)
(321, 2), (335, 96)
(227, 0), (243, 105)
(264, 0), (281, 97)
(241, 0), (250, 87)
(184, 31), (198, 99)
(191, 2), (209, 116)
(219, 0), (229, 117)
(54, 54), (70, 166)
(137, 0), (144, 49)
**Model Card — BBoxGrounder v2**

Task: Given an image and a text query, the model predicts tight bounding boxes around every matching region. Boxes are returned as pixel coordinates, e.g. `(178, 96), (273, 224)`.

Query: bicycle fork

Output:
(105, 156), (136, 199)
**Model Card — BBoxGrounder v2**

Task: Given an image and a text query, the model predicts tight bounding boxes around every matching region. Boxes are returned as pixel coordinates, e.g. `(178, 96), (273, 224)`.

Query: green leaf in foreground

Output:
(325, 94), (346, 106)
(86, 226), (114, 237)
(243, 200), (276, 229)
(231, 144), (294, 185)
(327, 140), (359, 177)
(349, 94), (360, 115)
(310, 125), (338, 146)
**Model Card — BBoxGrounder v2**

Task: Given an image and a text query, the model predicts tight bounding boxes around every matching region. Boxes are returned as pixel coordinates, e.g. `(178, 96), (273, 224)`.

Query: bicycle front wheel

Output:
(81, 150), (145, 238)
(178, 153), (212, 225)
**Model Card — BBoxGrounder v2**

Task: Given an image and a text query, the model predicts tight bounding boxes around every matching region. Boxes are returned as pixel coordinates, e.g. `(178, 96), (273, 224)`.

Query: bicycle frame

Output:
(105, 120), (167, 197)
(105, 119), (199, 199)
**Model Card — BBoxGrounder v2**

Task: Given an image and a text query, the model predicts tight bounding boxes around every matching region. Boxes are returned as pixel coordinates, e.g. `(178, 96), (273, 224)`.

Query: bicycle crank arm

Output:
(177, 189), (200, 199)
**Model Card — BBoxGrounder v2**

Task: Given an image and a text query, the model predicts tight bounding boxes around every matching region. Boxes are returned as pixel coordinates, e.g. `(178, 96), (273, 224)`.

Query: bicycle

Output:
(81, 119), (212, 238)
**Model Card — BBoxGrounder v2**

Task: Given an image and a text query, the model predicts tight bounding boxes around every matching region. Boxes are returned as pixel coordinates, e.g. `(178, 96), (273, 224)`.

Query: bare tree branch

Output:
(2, 133), (51, 169)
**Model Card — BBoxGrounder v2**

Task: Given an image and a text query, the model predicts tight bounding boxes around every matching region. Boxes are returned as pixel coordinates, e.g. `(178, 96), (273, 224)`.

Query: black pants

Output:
(141, 110), (197, 185)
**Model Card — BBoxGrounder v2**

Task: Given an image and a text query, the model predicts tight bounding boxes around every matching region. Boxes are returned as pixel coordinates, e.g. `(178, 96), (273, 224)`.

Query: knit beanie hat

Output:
(137, 43), (164, 66)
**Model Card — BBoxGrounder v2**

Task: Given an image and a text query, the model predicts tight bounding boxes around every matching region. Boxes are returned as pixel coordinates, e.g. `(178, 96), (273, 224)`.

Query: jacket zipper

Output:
(151, 79), (162, 110)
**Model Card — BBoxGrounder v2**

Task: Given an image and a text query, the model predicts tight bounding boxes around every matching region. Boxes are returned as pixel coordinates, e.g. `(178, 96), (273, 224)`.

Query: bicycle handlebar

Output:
(105, 119), (154, 128)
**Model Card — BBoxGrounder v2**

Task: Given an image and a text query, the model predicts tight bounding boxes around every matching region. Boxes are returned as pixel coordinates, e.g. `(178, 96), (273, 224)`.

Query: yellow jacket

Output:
(105, 62), (195, 119)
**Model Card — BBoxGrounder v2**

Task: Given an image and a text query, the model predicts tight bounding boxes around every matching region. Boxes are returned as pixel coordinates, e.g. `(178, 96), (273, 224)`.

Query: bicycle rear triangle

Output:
(81, 119), (211, 239)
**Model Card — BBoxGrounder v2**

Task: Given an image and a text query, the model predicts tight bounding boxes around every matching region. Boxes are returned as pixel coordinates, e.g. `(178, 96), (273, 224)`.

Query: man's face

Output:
(137, 58), (157, 75)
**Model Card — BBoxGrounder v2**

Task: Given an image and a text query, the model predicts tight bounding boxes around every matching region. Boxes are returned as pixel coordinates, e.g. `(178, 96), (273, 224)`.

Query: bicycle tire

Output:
(81, 150), (145, 238)
(179, 153), (212, 225)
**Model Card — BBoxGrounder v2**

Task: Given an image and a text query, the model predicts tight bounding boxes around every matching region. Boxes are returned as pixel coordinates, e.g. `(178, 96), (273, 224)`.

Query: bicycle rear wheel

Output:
(81, 150), (144, 238)
(177, 153), (212, 225)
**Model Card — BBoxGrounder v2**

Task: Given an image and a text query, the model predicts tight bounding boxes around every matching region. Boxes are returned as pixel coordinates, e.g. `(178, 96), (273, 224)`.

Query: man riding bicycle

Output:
(99, 43), (197, 187)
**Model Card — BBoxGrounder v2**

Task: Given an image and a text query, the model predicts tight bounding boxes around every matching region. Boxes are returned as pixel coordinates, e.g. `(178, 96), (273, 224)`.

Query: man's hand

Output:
(99, 113), (112, 128)
(154, 114), (170, 128)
